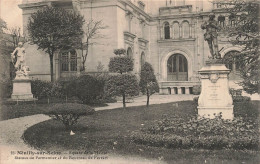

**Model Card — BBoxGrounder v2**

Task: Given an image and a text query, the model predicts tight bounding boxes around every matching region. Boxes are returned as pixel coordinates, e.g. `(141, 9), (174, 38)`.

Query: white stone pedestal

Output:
(11, 79), (35, 101)
(198, 60), (233, 119)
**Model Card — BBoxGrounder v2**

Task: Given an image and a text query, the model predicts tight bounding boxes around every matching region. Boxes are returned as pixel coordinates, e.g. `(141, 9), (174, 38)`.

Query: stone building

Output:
(18, 0), (242, 94)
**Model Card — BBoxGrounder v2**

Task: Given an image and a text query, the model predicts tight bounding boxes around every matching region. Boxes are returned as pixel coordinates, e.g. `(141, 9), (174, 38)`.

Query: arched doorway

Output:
(127, 47), (133, 59)
(167, 54), (188, 81)
(223, 50), (242, 80)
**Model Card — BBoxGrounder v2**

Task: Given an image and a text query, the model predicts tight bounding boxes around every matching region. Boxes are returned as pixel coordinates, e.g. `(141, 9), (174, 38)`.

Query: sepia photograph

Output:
(0, 0), (259, 163)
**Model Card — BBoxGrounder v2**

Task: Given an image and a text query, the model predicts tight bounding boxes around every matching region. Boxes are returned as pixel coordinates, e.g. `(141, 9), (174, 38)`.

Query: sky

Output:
(0, 0), (23, 31)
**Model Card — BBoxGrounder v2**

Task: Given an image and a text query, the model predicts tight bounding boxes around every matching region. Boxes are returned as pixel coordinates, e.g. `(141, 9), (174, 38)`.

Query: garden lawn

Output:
(0, 98), (106, 121)
(23, 101), (260, 163)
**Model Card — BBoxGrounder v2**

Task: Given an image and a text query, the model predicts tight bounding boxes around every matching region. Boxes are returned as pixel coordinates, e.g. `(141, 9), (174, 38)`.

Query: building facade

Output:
(19, 0), (242, 94)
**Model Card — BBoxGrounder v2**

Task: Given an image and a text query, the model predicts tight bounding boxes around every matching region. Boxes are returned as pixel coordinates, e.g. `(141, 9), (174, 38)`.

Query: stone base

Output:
(11, 79), (35, 101)
(198, 106), (234, 120)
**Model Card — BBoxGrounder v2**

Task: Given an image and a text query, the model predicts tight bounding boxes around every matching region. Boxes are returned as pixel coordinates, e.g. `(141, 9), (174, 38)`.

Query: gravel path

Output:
(0, 114), (166, 164)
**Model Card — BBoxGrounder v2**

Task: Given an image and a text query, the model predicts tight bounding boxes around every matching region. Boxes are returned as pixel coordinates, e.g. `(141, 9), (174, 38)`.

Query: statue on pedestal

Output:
(198, 13), (234, 120)
(11, 42), (30, 79)
(201, 13), (221, 59)
(10, 42), (35, 100)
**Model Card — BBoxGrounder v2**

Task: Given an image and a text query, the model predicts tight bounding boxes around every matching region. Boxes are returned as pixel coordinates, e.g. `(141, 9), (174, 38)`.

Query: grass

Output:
(0, 98), (106, 121)
(22, 101), (260, 163)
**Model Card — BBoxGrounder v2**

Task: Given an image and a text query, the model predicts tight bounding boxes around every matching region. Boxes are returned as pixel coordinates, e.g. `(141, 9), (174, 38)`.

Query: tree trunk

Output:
(50, 54), (54, 82)
(122, 93), (126, 109)
(146, 89), (150, 107)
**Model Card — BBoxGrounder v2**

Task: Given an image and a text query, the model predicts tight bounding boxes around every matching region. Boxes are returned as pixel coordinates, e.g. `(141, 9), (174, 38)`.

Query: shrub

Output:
(192, 85), (201, 95)
(229, 88), (243, 97)
(31, 80), (67, 99)
(132, 115), (259, 150)
(233, 101), (258, 119)
(233, 95), (251, 102)
(105, 74), (139, 108)
(31, 80), (53, 99)
(75, 75), (104, 104)
(193, 96), (199, 105)
(45, 103), (95, 130)
(108, 56), (134, 74)
(57, 78), (78, 98)
(139, 62), (159, 107)
(0, 80), (12, 99)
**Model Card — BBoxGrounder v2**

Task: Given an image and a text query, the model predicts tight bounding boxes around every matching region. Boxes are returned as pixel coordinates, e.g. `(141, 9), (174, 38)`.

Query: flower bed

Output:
(131, 115), (259, 150)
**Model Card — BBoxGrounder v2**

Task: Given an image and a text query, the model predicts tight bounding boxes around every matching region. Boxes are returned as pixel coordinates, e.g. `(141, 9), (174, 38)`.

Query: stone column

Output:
(189, 24), (192, 38)
(179, 25), (182, 38)
(197, 60), (233, 119)
(55, 58), (60, 80)
(185, 87), (190, 94)
(177, 87), (182, 94)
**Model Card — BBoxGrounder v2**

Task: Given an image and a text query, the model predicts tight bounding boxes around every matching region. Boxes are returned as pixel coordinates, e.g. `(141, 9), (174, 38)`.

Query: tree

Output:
(8, 27), (22, 49)
(105, 49), (139, 109)
(217, 0), (259, 94)
(27, 6), (84, 81)
(139, 62), (159, 107)
(80, 20), (107, 71)
(105, 74), (139, 108)
(0, 19), (7, 34)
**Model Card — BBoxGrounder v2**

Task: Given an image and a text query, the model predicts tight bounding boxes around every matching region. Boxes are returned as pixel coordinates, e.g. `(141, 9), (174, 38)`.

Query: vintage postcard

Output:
(0, 0), (259, 164)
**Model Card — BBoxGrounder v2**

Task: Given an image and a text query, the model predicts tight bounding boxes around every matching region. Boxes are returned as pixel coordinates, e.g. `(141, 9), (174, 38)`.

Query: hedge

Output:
(45, 103), (95, 130)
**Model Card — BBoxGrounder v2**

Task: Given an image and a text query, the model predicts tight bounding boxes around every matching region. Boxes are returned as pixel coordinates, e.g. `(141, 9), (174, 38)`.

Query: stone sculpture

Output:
(11, 42), (30, 79)
(201, 13), (221, 59)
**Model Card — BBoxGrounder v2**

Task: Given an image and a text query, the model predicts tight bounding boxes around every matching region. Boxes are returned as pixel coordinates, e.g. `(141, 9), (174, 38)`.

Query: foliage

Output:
(107, 49), (138, 108)
(232, 95), (251, 102)
(132, 114), (259, 150)
(44, 103), (94, 130)
(192, 85), (201, 95)
(74, 75), (104, 104)
(113, 48), (126, 56)
(0, 18), (7, 33)
(27, 6), (84, 81)
(108, 56), (134, 74)
(104, 74), (139, 108)
(218, 0), (260, 94)
(233, 101), (258, 119)
(0, 80), (12, 99)
(139, 62), (159, 107)
(31, 79), (74, 99)
(31, 80), (53, 99)
(229, 88), (242, 97)
(79, 19), (107, 71)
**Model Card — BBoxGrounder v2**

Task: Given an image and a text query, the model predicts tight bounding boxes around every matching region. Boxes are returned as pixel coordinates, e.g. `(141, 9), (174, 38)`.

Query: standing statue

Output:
(11, 42), (30, 78)
(201, 13), (221, 59)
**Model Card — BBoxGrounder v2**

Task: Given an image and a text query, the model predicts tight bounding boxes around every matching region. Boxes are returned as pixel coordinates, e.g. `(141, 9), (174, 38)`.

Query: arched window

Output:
(229, 14), (236, 27)
(223, 51), (241, 71)
(164, 22), (170, 39)
(173, 22), (179, 39)
(218, 15), (225, 28)
(167, 54), (188, 81)
(127, 47), (133, 59)
(141, 52), (145, 66)
(223, 50), (242, 80)
(61, 50), (77, 72)
(182, 21), (189, 38)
